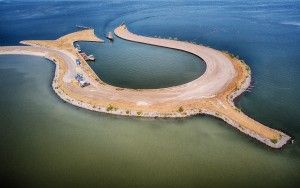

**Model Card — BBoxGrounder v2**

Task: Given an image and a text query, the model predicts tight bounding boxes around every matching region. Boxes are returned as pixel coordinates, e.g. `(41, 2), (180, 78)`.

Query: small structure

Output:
(75, 44), (81, 52)
(106, 32), (114, 41)
(75, 73), (90, 87)
(79, 80), (90, 87)
(75, 73), (83, 81)
(87, 54), (95, 61)
(75, 59), (81, 65)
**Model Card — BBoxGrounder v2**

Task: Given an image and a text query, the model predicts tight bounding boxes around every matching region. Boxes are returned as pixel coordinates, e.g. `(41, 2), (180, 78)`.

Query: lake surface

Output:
(0, 1), (300, 188)
(78, 39), (205, 89)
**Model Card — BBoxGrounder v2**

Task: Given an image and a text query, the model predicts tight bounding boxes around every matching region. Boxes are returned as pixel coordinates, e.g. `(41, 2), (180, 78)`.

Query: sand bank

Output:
(0, 26), (290, 148)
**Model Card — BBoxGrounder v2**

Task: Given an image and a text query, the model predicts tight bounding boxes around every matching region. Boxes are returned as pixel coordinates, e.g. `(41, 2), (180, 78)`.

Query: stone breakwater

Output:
(0, 26), (291, 148)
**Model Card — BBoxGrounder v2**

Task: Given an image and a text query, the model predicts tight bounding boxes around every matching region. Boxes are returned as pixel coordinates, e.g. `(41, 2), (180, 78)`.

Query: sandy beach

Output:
(0, 25), (291, 148)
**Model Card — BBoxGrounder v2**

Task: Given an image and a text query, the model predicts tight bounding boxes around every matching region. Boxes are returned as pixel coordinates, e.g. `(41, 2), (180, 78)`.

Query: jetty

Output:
(80, 52), (95, 61)
(0, 25), (290, 148)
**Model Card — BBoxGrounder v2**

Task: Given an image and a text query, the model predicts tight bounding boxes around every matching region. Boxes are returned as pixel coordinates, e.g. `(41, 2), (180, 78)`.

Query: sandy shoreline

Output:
(0, 25), (291, 148)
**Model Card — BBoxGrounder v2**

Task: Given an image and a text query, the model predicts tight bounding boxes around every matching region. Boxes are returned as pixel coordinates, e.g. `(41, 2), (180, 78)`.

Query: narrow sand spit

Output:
(0, 25), (290, 148)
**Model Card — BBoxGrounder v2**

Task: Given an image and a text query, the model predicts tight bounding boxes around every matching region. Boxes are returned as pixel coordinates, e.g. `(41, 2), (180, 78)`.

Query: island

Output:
(0, 24), (291, 148)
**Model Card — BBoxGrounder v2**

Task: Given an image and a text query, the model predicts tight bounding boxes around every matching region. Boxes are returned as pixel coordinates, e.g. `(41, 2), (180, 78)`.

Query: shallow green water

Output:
(0, 55), (299, 188)
(0, 0), (300, 187)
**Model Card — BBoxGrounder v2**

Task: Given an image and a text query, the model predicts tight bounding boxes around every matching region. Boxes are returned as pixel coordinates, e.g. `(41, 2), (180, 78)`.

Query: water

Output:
(0, 1), (300, 187)
(78, 40), (205, 89)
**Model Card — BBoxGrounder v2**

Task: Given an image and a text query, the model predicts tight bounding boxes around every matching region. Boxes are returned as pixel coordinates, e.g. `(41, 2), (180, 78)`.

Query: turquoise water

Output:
(0, 1), (300, 187)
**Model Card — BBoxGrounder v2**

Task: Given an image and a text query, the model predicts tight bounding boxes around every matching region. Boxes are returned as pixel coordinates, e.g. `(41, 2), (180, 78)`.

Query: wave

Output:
(281, 21), (300, 27)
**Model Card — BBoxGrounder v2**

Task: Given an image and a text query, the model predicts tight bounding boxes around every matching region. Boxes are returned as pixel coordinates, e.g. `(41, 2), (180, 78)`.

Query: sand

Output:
(0, 25), (290, 148)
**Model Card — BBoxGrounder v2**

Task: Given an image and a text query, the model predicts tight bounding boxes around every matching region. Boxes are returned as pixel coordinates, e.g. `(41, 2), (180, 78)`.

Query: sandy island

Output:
(0, 24), (291, 148)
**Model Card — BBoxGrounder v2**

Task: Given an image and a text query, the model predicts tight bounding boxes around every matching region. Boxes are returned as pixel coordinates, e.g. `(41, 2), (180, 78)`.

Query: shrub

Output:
(126, 110), (130, 114)
(178, 106), (184, 113)
(235, 108), (241, 112)
(137, 111), (142, 116)
(270, 139), (278, 144)
(106, 104), (114, 111)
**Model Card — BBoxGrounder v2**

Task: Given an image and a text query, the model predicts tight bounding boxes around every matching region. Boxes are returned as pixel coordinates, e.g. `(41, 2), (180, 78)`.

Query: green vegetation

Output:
(234, 108), (241, 112)
(106, 104), (114, 111)
(222, 50), (241, 59)
(270, 139), (278, 144)
(106, 104), (117, 111)
(126, 110), (130, 114)
(245, 65), (251, 73)
(137, 111), (142, 116)
(178, 106), (184, 113)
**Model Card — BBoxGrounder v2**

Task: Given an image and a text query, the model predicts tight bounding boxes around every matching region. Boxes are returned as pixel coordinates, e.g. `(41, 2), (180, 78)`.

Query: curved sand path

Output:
(0, 26), (290, 148)
(114, 25), (236, 99)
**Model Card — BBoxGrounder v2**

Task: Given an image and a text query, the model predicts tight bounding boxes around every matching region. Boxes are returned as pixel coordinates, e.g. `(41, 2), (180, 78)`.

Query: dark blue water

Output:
(0, 1), (300, 187)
